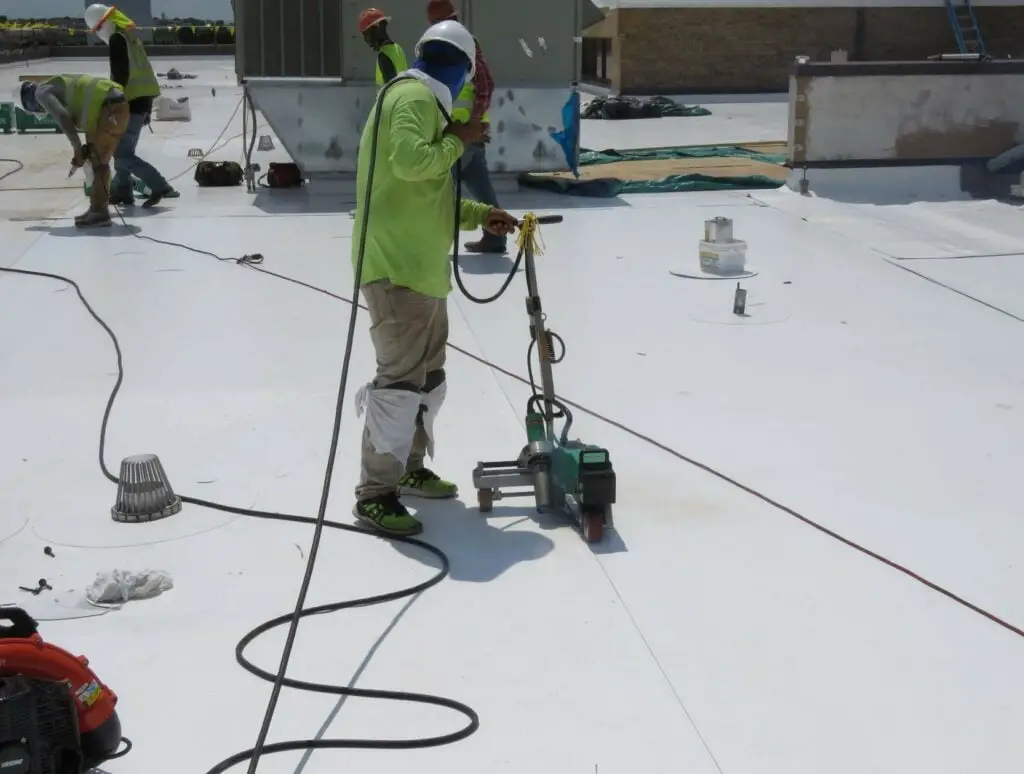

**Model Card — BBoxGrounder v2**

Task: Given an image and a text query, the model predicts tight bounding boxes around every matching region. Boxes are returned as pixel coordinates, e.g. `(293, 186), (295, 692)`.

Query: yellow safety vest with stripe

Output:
(375, 42), (408, 88)
(111, 24), (160, 101)
(451, 78), (489, 123)
(45, 74), (121, 134)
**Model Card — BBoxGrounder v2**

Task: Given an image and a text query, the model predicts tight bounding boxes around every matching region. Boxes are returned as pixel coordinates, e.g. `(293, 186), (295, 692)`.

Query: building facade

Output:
(583, 1), (1024, 93)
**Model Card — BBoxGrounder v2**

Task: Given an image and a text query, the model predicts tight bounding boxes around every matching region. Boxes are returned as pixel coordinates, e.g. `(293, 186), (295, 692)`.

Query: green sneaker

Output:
(353, 493), (422, 536)
(398, 468), (458, 499)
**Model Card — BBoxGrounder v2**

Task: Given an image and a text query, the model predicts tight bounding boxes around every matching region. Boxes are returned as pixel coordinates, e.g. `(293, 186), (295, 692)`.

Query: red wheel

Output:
(477, 488), (493, 513)
(582, 511), (604, 543)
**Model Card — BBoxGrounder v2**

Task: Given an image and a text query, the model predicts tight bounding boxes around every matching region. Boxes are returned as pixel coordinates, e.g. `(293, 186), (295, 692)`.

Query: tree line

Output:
(0, 20), (235, 47)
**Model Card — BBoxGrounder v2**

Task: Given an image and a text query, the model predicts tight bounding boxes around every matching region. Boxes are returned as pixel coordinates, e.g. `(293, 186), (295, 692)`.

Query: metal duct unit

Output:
(234, 0), (587, 181)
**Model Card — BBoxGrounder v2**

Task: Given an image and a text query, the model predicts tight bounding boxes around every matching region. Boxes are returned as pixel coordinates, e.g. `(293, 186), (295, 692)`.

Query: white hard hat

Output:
(415, 20), (476, 78)
(84, 3), (116, 44)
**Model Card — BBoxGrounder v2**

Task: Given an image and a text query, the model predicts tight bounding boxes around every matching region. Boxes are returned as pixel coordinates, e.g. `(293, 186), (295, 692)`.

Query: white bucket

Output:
(698, 239), (747, 275)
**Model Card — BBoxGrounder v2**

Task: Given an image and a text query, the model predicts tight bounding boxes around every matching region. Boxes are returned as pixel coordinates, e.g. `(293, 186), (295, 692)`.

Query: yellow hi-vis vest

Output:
(104, 9), (160, 102)
(450, 79), (489, 124)
(375, 42), (409, 88)
(113, 24), (161, 101)
(46, 74), (121, 133)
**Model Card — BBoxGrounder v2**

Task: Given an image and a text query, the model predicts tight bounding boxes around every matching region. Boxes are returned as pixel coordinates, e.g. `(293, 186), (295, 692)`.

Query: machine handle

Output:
(0, 606), (38, 639)
(531, 215), (563, 225)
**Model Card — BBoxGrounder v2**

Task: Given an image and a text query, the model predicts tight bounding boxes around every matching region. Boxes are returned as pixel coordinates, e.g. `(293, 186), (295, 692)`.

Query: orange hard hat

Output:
(426, 0), (457, 23)
(358, 7), (389, 33)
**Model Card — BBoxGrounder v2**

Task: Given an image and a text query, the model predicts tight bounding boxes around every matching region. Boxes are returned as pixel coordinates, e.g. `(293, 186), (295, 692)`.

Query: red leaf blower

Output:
(0, 606), (127, 771)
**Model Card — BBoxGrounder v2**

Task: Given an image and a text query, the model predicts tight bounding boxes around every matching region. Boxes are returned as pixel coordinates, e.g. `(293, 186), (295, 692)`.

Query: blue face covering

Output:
(413, 58), (468, 100)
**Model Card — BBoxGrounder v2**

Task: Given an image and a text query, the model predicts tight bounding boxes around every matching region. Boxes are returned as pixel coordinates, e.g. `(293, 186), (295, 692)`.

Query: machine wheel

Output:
(477, 488), (493, 513)
(581, 510), (604, 543)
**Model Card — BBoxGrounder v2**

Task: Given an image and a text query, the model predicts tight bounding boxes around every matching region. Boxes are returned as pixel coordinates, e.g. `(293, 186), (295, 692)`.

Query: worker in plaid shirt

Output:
(426, 0), (507, 254)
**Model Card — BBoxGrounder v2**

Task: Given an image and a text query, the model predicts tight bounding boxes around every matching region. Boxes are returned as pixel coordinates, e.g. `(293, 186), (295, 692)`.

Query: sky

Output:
(0, 0), (233, 19)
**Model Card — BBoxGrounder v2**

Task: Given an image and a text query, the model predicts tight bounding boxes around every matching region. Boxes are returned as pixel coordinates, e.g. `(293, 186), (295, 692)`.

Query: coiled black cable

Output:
(0, 263), (478, 772)
(0, 158), (25, 183)
(449, 143), (524, 305)
(444, 149), (574, 435)
(244, 91), (259, 192)
(525, 332), (570, 427)
(214, 73), (480, 774)
(0, 75), (480, 773)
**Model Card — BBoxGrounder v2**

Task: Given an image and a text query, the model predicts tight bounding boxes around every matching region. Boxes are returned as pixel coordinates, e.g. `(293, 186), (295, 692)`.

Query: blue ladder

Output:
(945, 0), (986, 55)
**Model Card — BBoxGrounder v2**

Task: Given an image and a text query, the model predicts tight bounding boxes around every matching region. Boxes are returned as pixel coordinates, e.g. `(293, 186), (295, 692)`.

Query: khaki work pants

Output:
(85, 100), (130, 212)
(356, 280), (448, 501)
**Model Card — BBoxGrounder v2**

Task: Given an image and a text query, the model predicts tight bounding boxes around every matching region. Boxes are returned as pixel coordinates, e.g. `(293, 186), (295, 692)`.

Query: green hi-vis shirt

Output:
(375, 42), (408, 88)
(352, 78), (491, 299)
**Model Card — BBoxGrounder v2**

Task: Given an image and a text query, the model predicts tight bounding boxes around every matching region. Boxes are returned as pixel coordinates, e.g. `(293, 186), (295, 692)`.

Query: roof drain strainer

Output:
(110, 454), (182, 523)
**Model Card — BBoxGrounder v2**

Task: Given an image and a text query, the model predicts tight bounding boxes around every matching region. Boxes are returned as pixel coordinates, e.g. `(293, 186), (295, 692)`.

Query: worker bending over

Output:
(358, 7), (408, 89)
(85, 4), (176, 207)
(351, 20), (517, 536)
(427, 0), (505, 254)
(17, 75), (129, 228)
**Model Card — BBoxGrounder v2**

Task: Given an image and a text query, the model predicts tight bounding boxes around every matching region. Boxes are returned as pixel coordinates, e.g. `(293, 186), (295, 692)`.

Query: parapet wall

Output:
(788, 59), (1024, 166)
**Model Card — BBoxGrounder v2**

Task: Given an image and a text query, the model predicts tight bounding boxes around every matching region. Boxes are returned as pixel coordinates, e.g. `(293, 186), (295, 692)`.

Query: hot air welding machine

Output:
(470, 214), (617, 543)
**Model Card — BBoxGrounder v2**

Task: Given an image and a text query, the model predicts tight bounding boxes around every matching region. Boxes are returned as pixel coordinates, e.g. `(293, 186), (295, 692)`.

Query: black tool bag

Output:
(194, 160), (243, 187)
(263, 162), (304, 189)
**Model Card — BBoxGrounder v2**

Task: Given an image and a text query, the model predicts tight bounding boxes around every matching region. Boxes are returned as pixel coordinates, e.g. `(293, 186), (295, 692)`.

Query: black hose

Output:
(444, 147), (570, 434)
(221, 74), (478, 774)
(450, 155), (524, 304)
(245, 91), (258, 190)
(0, 263), (477, 771)
(0, 158), (25, 183)
(0, 75), (480, 773)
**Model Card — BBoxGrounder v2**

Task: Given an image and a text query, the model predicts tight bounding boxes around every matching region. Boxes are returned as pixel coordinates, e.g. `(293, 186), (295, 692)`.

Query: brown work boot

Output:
(142, 185), (176, 208)
(74, 208), (112, 228)
(463, 236), (507, 254)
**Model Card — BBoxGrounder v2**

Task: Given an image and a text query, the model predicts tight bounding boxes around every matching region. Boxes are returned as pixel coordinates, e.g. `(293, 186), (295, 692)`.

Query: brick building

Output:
(583, 0), (1024, 94)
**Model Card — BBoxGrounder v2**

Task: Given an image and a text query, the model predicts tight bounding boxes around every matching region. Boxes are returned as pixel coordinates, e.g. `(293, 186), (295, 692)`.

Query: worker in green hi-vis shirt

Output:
(349, 20), (517, 537)
(358, 8), (409, 89)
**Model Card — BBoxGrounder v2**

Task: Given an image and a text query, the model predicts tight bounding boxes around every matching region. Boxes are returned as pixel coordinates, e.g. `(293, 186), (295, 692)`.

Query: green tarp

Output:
(519, 144), (787, 198)
(580, 145), (786, 167)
